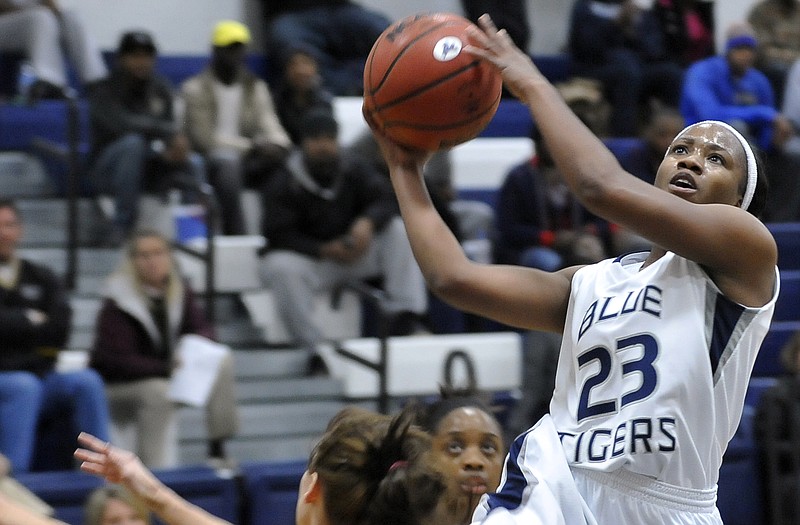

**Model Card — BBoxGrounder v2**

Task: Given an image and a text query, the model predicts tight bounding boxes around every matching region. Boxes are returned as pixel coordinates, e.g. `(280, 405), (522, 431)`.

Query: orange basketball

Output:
(363, 12), (502, 150)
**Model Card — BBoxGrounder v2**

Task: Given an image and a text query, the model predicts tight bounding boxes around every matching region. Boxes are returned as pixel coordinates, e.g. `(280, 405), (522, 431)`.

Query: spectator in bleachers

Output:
(271, 46), (334, 146)
(259, 0), (390, 96)
(418, 388), (505, 525)
(748, 0), (800, 107)
(88, 30), (205, 247)
(259, 110), (427, 375)
(505, 330), (562, 439)
(614, 106), (686, 184)
(348, 129), (494, 332)
(754, 330), (800, 525)
(347, 130), (465, 244)
(0, 0), (106, 101)
(0, 199), (111, 474)
(76, 406), (446, 525)
(568, 0), (685, 136)
(461, 0), (531, 53)
(84, 485), (151, 525)
(680, 22), (800, 222)
(652, 0), (715, 68)
(182, 20), (291, 235)
(90, 230), (239, 469)
(492, 127), (610, 271)
(781, 58), (800, 157)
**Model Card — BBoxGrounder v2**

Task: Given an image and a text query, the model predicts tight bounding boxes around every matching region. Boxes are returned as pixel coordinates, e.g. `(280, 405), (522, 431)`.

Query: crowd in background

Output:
(1, 0), (800, 524)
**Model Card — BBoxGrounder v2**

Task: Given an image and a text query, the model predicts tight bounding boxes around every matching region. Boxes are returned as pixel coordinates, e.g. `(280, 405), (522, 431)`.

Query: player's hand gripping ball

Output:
(363, 12), (502, 151)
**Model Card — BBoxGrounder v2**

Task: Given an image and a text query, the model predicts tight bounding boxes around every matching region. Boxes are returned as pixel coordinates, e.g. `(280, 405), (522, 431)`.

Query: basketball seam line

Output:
(381, 89), (502, 130)
(371, 60), (487, 112)
(367, 20), (466, 96)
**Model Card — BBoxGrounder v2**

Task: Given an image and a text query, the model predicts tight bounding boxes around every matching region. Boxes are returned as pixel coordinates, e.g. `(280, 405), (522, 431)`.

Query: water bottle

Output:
(15, 62), (37, 105)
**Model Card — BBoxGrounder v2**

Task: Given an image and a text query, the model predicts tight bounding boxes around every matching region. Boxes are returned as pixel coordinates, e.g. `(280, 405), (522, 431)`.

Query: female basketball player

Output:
(419, 389), (505, 525)
(366, 14), (779, 525)
(75, 407), (445, 525)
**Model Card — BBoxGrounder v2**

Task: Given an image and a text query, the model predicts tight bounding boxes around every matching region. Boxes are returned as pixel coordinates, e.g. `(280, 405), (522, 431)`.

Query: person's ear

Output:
(302, 471), (323, 503)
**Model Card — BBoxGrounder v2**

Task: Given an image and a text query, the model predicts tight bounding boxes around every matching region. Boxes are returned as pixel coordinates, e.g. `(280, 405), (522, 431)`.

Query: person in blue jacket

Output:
(680, 22), (800, 221)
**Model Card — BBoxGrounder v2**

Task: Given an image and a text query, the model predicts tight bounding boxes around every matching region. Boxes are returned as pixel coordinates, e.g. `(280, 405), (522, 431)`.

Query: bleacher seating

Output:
(240, 459), (307, 525)
(770, 222), (800, 270)
(14, 465), (240, 525)
(4, 46), (800, 525)
(717, 376), (778, 525)
(774, 269), (800, 322)
(753, 320), (800, 377)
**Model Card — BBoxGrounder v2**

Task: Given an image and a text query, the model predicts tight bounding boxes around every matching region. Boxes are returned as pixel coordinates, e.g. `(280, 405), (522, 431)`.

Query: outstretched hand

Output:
(74, 433), (163, 506)
(464, 14), (544, 101)
(362, 105), (433, 173)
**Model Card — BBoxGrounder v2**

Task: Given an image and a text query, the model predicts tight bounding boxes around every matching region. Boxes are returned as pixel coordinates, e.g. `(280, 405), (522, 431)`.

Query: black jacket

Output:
(0, 260), (71, 375)
(88, 68), (178, 158)
(261, 150), (397, 258)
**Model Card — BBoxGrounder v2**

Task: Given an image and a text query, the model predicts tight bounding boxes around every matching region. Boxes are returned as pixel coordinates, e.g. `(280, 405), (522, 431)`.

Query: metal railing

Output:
(33, 97), (219, 325)
(170, 182), (219, 326)
(332, 280), (393, 414)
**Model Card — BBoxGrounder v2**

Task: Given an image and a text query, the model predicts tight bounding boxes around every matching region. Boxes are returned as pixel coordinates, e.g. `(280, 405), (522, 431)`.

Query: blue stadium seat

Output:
(15, 465), (239, 525)
(753, 321), (800, 376)
(13, 470), (103, 525)
(775, 270), (800, 322)
(718, 408), (764, 525)
(768, 222), (800, 271)
(717, 376), (778, 525)
(480, 99), (533, 138)
(746, 376), (779, 408)
(158, 466), (240, 523)
(240, 459), (307, 525)
(532, 54), (573, 84)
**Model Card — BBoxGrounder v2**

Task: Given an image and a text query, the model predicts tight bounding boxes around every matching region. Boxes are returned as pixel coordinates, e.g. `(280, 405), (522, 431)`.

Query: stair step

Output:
(17, 197), (107, 247)
(19, 247), (122, 278)
(179, 435), (317, 465)
(235, 376), (343, 404)
(178, 401), (345, 440)
(0, 152), (56, 197)
(233, 349), (308, 379)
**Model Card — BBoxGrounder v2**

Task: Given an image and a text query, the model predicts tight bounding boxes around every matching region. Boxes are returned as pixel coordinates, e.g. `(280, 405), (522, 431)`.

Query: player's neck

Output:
(640, 248), (665, 270)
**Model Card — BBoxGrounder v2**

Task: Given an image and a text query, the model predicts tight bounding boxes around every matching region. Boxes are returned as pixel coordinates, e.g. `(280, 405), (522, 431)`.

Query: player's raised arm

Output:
(370, 129), (573, 333)
(466, 15), (776, 307)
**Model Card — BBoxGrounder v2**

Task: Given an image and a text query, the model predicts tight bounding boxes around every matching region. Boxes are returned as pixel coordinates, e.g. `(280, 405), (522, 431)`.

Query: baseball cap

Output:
(725, 23), (758, 52)
(117, 31), (157, 55)
(212, 20), (251, 47)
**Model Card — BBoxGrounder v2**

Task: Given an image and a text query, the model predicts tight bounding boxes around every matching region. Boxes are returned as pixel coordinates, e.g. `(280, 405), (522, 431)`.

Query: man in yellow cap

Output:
(182, 20), (291, 235)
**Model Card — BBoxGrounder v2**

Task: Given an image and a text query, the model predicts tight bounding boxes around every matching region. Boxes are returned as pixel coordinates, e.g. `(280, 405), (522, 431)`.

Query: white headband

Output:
(674, 120), (758, 211)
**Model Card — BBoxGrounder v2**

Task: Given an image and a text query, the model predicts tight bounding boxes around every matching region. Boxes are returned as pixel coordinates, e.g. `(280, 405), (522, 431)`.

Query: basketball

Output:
(363, 12), (503, 151)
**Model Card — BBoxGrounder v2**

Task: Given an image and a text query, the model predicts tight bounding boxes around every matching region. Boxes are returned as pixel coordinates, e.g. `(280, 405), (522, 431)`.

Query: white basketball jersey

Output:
(550, 251), (778, 489)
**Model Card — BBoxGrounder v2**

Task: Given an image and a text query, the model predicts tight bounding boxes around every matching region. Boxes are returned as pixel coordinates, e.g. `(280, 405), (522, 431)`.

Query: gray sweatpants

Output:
(0, 6), (106, 87)
(260, 216), (428, 350)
